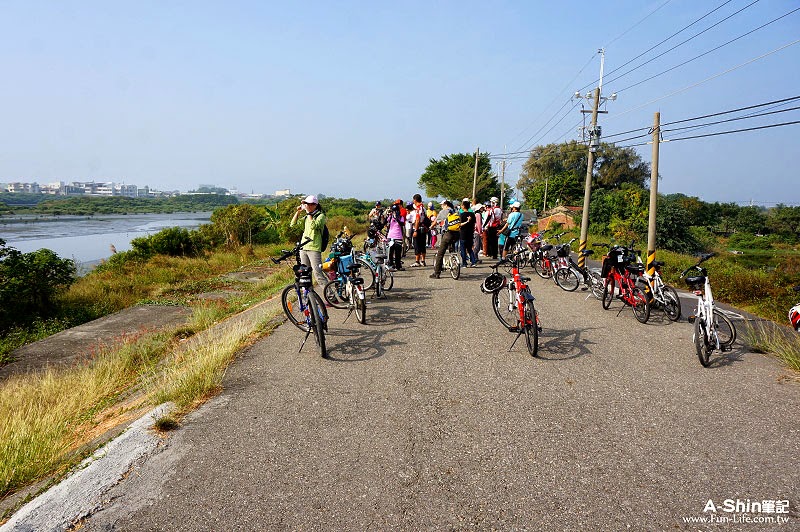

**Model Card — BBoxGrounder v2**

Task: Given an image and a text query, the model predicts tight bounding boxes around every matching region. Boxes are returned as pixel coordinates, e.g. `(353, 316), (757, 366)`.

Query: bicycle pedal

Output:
(688, 315), (696, 324)
(507, 326), (520, 333)
(580, 285), (588, 291)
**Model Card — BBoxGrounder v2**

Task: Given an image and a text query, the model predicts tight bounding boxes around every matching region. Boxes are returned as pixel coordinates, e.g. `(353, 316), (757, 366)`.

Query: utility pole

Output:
(472, 147), (479, 204)
(646, 112), (660, 277)
(500, 158), (506, 208)
(543, 177), (548, 213)
(576, 49), (615, 270)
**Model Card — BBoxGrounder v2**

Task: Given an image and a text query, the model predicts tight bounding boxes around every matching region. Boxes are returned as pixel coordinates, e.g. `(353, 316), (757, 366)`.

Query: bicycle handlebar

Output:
(271, 237), (313, 264)
(679, 252), (716, 277)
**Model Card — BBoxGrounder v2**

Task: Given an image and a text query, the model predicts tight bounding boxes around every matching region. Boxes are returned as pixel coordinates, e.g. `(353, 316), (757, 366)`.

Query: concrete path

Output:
(44, 263), (800, 529)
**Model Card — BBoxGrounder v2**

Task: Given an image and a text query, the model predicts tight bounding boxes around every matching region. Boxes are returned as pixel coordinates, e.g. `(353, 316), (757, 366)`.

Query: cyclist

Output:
(485, 197), (503, 259)
(410, 194), (428, 267)
(459, 199), (478, 267)
(499, 201), (524, 259)
(473, 203), (485, 261)
(387, 199), (406, 271)
(430, 200), (459, 279)
(289, 195), (329, 286)
(426, 201), (438, 248)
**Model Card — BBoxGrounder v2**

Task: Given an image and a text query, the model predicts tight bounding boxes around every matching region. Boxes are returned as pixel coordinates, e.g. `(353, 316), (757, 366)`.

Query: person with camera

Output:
(289, 195), (329, 286)
(387, 199), (406, 270)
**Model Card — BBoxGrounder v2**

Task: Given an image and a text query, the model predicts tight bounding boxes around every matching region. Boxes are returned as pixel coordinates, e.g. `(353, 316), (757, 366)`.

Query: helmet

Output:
(481, 272), (507, 293)
(790, 302), (800, 332)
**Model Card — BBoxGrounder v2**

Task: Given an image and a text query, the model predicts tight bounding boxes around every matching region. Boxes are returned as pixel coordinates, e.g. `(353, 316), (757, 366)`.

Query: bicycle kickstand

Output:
(299, 330), (311, 352)
(508, 328), (525, 352)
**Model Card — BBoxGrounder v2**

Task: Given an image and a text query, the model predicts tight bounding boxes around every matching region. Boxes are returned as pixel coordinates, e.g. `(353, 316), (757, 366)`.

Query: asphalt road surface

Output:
(85, 262), (799, 530)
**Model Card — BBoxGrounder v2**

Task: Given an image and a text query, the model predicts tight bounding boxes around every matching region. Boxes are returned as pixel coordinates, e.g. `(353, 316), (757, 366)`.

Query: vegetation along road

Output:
(78, 263), (798, 530)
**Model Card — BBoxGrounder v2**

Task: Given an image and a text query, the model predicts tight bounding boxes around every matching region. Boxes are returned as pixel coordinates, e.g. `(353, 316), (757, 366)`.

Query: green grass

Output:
(743, 323), (800, 375)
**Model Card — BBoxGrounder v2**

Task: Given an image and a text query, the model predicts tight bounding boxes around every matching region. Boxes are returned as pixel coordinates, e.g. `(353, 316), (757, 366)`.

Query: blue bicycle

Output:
(273, 238), (329, 358)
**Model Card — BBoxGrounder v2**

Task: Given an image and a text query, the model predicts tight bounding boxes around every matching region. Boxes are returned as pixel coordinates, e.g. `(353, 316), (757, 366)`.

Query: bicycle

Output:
(681, 253), (736, 367)
(323, 250), (368, 324)
(533, 232), (566, 279)
(273, 238), (329, 358)
(638, 260), (681, 321)
(484, 251), (540, 357)
(600, 243), (650, 324)
(441, 243), (461, 280)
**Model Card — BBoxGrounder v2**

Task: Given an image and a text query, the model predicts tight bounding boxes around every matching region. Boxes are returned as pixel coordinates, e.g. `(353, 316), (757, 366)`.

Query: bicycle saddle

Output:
(519, 275), (531, 282)
(625, 264), (644, 274)
(685, 275), (705, 286)
(651, 260), (664, 268)
(374, 254), (387, 260)
(541, 244), (553, 251)
(580, 249), (594, 256)
(346, 264), (361, 273)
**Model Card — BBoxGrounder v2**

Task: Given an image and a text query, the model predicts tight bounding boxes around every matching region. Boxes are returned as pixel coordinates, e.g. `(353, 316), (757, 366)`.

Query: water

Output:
(0, 212), (212, 266)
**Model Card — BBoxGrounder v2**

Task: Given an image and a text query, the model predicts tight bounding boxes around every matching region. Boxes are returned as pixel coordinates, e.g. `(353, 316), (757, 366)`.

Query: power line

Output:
(659, 99), (800, 137)
(604, 0), (673, 49)
(662, 106), (800, 133)
(516, 100), (582, 154)
(577, 0), (741, 93)
(661, 95), (800, 126)
(664, 120), (800, 142)
(606, 38), (800, 122)
(615, 5), (800, 93)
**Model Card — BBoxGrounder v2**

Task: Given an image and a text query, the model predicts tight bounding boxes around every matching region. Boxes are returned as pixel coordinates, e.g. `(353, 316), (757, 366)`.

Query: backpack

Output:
(446, 212), (461, 231)
(420, 207), (432, 230)
(312, 209), (330, 251)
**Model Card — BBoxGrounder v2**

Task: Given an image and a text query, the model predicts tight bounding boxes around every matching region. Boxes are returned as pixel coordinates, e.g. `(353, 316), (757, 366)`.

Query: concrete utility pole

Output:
(500, 158), (506, 208)
(646, 112), (660, 276)
(578, 86), (601, 270)
(472, 147), (479, 204)
(543, 178), (548, 213)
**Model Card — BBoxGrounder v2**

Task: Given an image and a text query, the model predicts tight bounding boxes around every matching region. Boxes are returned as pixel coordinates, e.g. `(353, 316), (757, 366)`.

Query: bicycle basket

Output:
(481, 272), (506, 293)
(556, 244), (570, 258)
(337, 254), (354, 274)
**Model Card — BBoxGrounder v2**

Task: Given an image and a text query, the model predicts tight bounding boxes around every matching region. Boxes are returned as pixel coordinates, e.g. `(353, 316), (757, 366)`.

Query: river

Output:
(0, 212), (212, 267)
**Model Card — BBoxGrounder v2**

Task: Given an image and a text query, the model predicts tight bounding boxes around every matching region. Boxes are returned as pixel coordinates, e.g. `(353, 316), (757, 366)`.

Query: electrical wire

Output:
(603, 0), (673, 49)
(664, 120), (800, 142)
(661, 95), (800, 126)
(662, 106), (800, 133)
(614, 5), (800, 93)
(605, 38), (800, 123)
(516, 100), (582, 154)
(659, 99), (800, 136)
(577, 0), (740, 93)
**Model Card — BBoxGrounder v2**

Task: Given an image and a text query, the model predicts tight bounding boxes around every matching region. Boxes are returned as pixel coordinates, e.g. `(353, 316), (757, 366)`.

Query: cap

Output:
(490, 197), (499, 203)
(302, 195), (318, 204)
(462, 197), (470, 203)
(427, 201), (433, 207)
(511, 201), (521, 208)
(375, 201), (382, 206)
(474, 203), (485, 211)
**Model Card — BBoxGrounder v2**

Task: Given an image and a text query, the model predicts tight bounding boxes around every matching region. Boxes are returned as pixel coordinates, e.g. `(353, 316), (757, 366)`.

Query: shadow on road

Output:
(536, 326), (598, 360)
(323, 324), (406, 363)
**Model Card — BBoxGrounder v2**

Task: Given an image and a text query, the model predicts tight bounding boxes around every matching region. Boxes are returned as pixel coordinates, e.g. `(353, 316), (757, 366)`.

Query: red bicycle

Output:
(484, 251), (541, 357)
(599, 243), (650, 323)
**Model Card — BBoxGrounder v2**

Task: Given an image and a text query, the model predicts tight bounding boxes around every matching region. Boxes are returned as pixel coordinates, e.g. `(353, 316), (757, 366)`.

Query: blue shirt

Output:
(507, 211), (523, 238)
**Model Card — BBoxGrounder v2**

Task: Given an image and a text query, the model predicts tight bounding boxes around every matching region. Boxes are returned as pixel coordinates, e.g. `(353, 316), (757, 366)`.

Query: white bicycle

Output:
(681, 253), (736, 367)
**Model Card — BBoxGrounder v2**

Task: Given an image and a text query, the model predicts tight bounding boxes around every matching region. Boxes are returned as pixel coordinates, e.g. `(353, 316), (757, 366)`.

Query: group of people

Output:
(288, 193), (526, 289)
(367, 195), (525, 278)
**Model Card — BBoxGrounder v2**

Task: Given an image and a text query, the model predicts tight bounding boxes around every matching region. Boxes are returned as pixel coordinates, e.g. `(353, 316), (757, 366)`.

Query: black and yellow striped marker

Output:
(578, 240), (587, 269)
(646, 249), (656, 277)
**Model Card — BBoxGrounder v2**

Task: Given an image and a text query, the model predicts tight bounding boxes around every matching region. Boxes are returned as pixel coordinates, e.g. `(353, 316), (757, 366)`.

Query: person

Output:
(368, 201), (386, 227)
(426, 201), (438, 248)
(499, 201), (524, 259)
(430, 200), (460, 278)
(410, 194), (427, 267)
(459, 199), (478, 267)
(289, 195), (329, 286)
(386, 199), (405, 270)
(485, 197), (503, 259)
(472, 203), (485, 260)
(404, 202), (415, 256)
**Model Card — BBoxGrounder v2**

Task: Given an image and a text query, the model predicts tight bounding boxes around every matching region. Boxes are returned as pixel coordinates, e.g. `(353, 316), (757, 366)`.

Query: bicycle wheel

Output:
(492, 288), (517, 330)
(602, 278), (615, 310)
(281, 285), (310, 331)
(382, 268), (394, 291)
(323, 279), (349, 309)
(589, 270), (604, 300)
(712, 308), (736, 349)
(523, 300), (539, 357)
(631, 286), (650, 324)
(356, 258), (375, 290)
(554, 267), (580, 292)
(374, 268), (384, 298)
(449, 255), (460, 280)
(662, 285), (682, 322)
(312, 291), (328, 331)
(355, 285), (367, 324)
(307, 292), (327, 358)
(534, 257), (552, 279)
(694, 316), (711, 367)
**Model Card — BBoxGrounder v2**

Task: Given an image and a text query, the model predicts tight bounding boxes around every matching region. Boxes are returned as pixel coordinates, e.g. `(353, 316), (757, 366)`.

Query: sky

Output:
(0, 0), (798, 206)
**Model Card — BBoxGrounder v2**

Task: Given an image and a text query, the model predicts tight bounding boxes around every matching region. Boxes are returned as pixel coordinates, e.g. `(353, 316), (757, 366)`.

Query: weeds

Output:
(743, 323), (800, 375)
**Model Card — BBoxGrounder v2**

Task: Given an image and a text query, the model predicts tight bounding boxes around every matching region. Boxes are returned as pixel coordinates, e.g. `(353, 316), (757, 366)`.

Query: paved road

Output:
(85, 262), (799, 530)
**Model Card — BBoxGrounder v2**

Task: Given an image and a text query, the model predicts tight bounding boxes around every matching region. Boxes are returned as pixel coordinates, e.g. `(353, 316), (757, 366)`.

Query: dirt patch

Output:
(0, 305), (191, 380)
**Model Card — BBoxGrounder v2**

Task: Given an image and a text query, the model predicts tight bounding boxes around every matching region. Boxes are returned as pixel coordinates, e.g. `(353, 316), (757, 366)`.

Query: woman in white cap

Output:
(485, 197), (503, 259)
(290, 195), (329, 286)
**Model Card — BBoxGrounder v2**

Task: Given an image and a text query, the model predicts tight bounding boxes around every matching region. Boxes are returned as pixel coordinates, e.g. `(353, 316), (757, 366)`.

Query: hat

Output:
(375, 201), (382, 206)
(511, 201), (521, 209)
(490, 197), (499, 203)
(427, 201), (433, 207)
(474, 203), (485, 211)
(462, 197), (470, 203)
(302, 195), (318, 204)
(393, 199), (403, 205)
(440, 199), (448, 205)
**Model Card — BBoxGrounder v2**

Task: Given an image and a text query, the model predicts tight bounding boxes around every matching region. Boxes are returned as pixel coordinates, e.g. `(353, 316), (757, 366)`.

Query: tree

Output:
(418, 152), (501, 202)
(518, 141), (650, 210)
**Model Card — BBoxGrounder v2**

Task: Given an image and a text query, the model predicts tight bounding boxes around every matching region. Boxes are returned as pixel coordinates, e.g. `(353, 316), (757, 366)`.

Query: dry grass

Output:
(743, 322), (800, 375)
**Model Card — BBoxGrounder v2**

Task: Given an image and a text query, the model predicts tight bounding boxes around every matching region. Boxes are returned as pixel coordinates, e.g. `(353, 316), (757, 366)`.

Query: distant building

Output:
(537, 206), (581, 231)
(275, 189), (291, 197)
(5, 182), (40, 194)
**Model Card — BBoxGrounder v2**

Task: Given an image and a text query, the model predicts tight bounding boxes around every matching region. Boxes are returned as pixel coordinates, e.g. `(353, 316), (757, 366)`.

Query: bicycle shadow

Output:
(703, 343), (748, 368)
(535, 326), (598, 360)
(323, 325), (406, 363)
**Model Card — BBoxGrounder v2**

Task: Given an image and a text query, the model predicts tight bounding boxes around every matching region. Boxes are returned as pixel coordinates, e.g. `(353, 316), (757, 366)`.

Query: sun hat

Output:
(302, 195), (318, 204)
(490, 196), (499, 203)
(474, 203), (485, 211)
(511, 201), (521, 208)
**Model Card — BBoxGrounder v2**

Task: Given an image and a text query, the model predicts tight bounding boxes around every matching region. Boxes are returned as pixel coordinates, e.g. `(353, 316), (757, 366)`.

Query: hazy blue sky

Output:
(1, 1), (798, 205)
